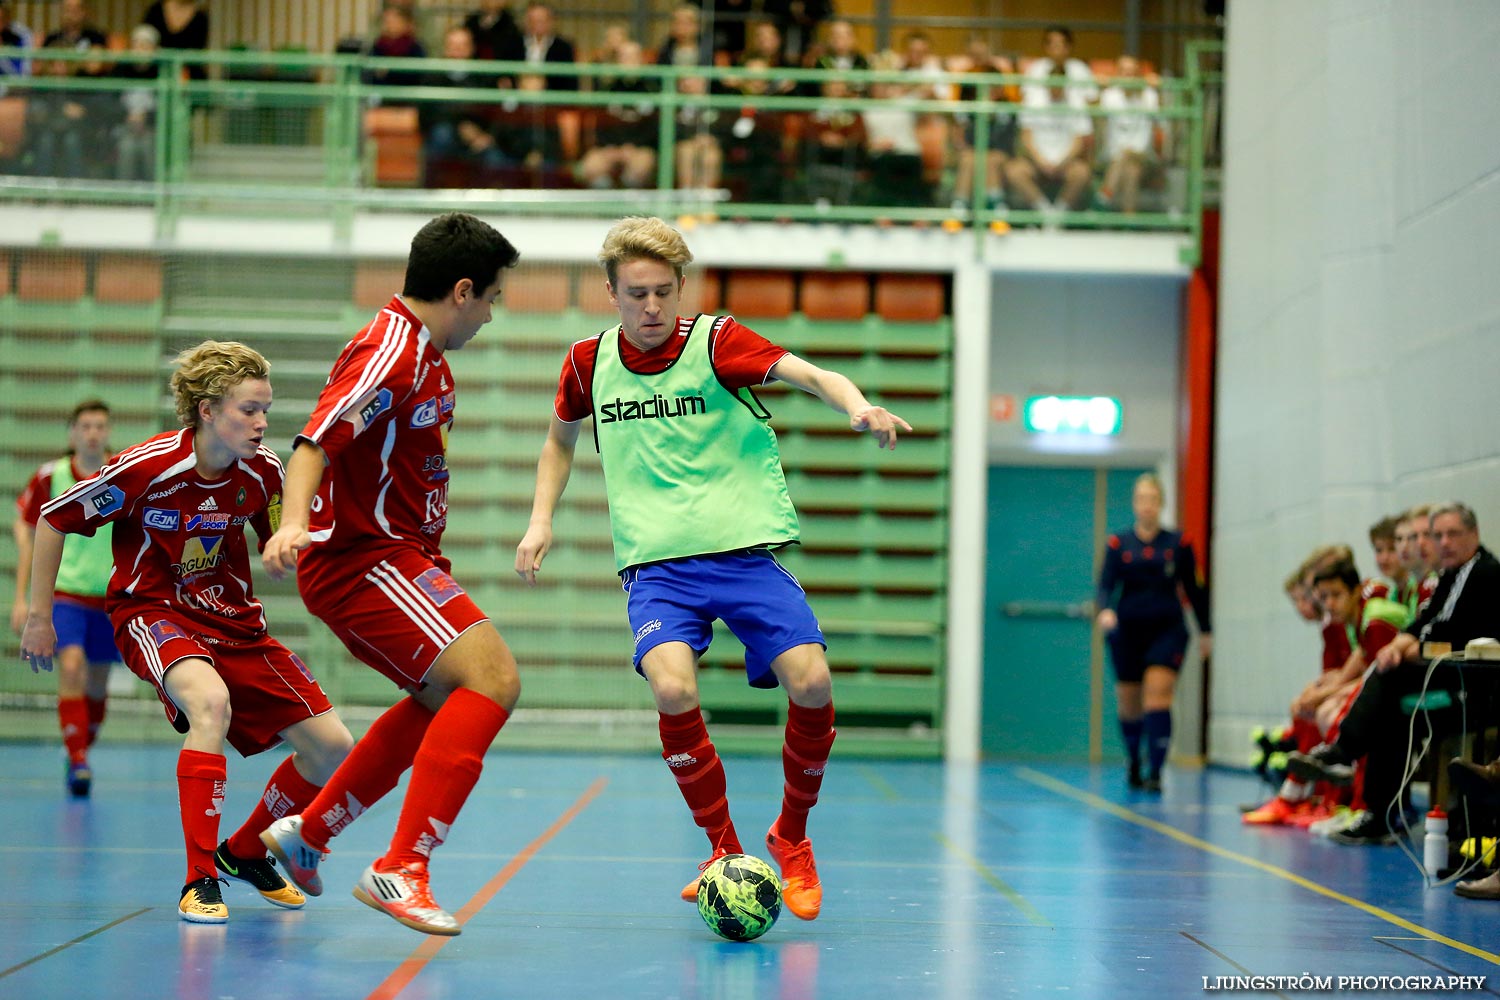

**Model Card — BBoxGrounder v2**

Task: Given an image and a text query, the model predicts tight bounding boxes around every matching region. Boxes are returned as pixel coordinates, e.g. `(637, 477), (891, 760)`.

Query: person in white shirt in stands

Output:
(1023, 25), (1097, 104)
(1098, 54), (1161, 214)
(1007, 78), (1093, 215)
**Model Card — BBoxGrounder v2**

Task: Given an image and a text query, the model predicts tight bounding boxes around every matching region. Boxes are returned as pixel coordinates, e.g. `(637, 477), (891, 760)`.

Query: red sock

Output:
(776, 701), (836, 843)
(378, 688), (509, 871)
(177, 749), (227, 885)
(58, 697), (90, 764)
(299, 696), (436, 852)
(225, 754), (322, 859)
(85, 695), (107, 747)
(659, 708), (741, 854)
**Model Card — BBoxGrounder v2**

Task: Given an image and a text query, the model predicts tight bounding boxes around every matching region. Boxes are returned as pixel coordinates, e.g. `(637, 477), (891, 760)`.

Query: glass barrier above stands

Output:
(0, 45), (1214, 256)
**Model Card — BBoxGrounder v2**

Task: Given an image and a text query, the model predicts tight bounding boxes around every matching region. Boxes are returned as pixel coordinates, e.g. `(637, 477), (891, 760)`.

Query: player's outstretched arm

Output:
(19, 523), (65, 672)
(768, 354), (912, 450)
(515, 415), (583, 586)
(262, 441), (326, 580)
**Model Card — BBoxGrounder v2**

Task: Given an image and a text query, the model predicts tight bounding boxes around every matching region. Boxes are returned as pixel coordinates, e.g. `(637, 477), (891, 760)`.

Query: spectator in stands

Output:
(657, 5), (714, 71)
(738, 22), (794, 95)
(1289, 503), (1500, 847)
(495, 73), (568, 183)
(142, 0), (208, 80)
(1005, 71), (1093, 216)
(704, 0), (753, 62)
(807, 19), (868, 94)
(0, 1), (34, 79)
(463, 0), (521, 63)
(898, 30), (951, 102)
(950, 37), (1018, 213)
(26, 39), (111, 178)
(712, 56), (783, 203)
(366, 4), (427, 89)
(763, 0), (829, 65)
(1024, 24), (1097, 104)
(1098, 54), (1161, 215)
(579, 40), (656, 190)
(43, 0), (107, 59)
(591, 22), (630, 65)
(861, 51), (928, 207)
(499, 2), (577, 92)
(673, 74), (721, 190)
(802, 77), (865, 204)
(112, 24), (160, 181)
(420, 26), (508, 176)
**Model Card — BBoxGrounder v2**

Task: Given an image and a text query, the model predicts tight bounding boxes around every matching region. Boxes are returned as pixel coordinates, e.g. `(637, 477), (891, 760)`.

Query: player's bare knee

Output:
(649, 674), (699, 715)
(786, 671), (832, 709)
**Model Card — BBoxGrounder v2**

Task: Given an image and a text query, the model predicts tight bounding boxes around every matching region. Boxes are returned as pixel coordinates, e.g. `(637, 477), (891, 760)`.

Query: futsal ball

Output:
(696, 853), (782, 942)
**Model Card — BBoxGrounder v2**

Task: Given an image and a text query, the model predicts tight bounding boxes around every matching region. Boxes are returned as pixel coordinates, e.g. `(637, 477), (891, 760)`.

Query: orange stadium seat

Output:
(364, 106), (423, 187)
(505, 266), (572, 313)
(575, 272), (616, 316)
(0, 251), (10, 297)
(93, 256), (163, 304)
(0, 96), (25, 167)
(874, 273), (945, 323)
(724, 271), (794, 319)
(352, 259), (406, 311)
(801, 272), (869, 321)
(685, 270), (721, 315)
(17, 253), (87, 302)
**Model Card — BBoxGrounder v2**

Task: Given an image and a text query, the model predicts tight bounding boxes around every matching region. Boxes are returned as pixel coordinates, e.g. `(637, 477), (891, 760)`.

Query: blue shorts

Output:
(621, 549), (826, 689)
(53, 599), (123, 665)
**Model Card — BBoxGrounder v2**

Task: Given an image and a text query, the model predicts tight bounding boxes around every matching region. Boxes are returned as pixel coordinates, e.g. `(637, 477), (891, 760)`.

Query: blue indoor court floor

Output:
(1, 744), (1496, 1000)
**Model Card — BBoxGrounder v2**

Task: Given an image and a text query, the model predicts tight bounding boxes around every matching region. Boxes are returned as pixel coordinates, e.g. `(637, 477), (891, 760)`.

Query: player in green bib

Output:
(516, 216), (911, 922)
(11, 400), (121, 796)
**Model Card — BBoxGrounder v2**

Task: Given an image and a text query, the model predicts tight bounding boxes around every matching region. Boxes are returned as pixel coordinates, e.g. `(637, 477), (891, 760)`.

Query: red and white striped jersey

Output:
(296, 296), (455, 564)
(40, 429), (284, 641)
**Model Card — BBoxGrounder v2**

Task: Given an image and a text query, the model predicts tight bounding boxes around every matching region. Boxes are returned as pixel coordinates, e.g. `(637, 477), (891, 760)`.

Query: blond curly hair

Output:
(169, 341), (271, 428)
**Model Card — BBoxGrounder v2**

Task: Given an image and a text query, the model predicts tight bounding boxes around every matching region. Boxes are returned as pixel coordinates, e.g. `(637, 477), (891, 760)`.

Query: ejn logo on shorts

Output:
(634, 619), (663, 648)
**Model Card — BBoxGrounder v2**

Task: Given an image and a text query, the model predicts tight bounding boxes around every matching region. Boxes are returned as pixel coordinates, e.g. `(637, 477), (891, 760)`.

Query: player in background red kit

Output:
(260, 213), (521, 937)
(19, 342), (355, 924)
(12, 399), (121, 797)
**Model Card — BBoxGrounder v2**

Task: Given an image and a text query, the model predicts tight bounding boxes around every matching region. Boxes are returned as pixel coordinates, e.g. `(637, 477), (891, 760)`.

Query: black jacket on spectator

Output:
(1332, 545), (1500, 824)
(497, 35), (577, 91)
(464, 9), (522, 63)
(143, 2), (210, 80)
(1408, 546), (1500, 649)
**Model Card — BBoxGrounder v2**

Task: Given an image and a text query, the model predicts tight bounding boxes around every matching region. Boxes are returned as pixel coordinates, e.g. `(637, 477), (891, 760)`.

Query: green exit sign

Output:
(1023, 396), (1122, 436)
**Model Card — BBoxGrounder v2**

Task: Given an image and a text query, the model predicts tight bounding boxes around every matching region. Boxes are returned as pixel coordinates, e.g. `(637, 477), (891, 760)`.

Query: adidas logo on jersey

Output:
(198, 496), (219, 511)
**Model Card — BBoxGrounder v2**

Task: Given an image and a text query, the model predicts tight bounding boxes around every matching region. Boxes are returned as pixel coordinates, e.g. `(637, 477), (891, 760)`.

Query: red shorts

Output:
(299, 545), (488, 690)
(113, 611), (334, 757)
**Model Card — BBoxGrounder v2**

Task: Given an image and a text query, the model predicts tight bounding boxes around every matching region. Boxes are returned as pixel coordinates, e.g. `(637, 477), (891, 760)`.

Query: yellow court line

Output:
(933, 833), (1053, 927)
(1013, 766), (1500, 966)
(857, 764), (903, 802)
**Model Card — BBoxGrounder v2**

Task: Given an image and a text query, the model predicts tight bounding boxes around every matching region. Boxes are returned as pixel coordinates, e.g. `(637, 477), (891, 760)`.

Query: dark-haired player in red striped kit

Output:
(260, 213), (522, 936)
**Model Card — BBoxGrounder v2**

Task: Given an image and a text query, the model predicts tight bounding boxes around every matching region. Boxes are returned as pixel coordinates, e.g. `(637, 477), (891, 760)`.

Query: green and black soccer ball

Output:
(696, 853), (782, 942)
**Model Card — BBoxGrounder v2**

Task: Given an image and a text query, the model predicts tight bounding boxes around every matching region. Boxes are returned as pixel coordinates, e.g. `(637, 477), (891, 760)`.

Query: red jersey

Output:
(553, 315), (788, 422)
(39, 429), (284, 642)
(17, 455), (109, 609)
(297, 296), (455, 562)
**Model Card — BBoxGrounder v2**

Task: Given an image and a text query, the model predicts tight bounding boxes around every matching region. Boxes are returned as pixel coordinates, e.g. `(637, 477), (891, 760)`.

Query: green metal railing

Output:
(1, 46), (1210, 257)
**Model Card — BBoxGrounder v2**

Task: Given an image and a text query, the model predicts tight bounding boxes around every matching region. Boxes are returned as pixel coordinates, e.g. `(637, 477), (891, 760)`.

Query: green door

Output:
(982, 465), (1149, 759)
